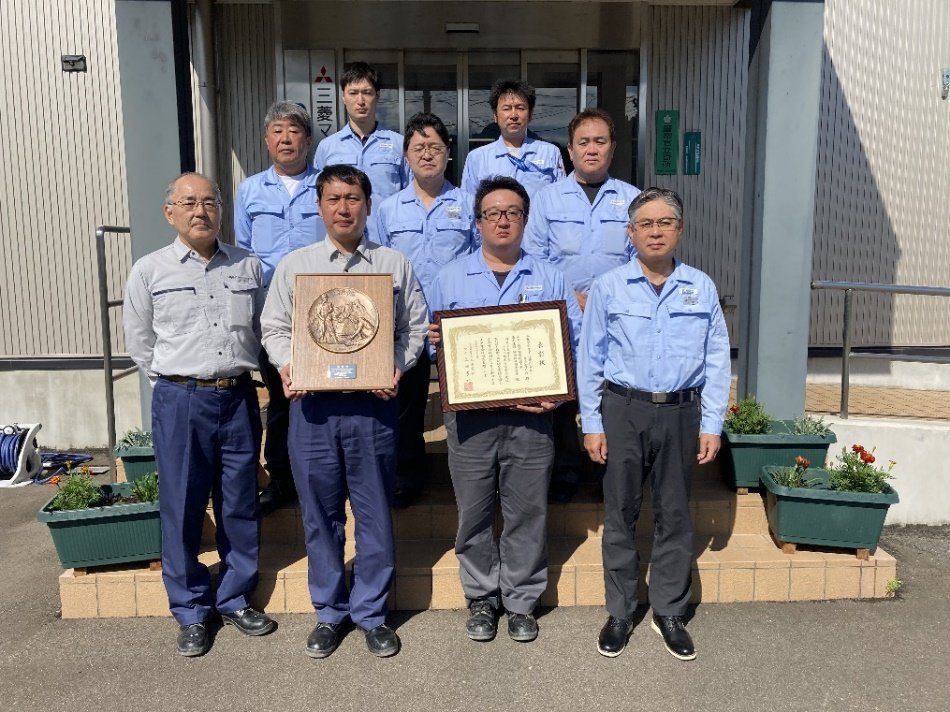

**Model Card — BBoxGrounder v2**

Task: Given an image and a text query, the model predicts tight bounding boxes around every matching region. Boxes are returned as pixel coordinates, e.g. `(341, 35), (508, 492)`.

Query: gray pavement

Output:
(2, 475), (948, 712)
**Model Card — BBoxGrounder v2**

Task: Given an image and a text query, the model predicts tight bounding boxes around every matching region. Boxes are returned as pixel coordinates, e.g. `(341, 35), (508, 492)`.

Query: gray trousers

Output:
(601, 388), (700, 619)
(444, 408), (553, 614)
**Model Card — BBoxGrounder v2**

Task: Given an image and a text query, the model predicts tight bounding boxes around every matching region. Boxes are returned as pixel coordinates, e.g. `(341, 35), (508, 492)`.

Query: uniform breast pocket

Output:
(387, 220), (424, 251)
(598, 216), (630, 255)
(431, 219), (472, 264)
(153, 287), (201, 335)
(666, 305), (711, 354)
(248, 203), (286, 253)
(547, 212), (586, 254)
(608, 301), (653, 343)
(369, 154), (401, 182)
(225, 277), (258, 328)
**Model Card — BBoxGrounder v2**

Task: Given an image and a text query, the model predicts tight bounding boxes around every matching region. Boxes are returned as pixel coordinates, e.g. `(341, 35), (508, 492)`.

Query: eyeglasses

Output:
(630, 217), (680, 231)
(479, 208), (526, 223)
(408, 144), (447, 157)
(169, 199), (221, 212)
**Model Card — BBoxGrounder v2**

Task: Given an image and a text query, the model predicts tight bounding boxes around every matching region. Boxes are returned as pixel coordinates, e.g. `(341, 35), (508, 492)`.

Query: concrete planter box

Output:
(761, 466), (898, 553)
(37, 482), (161, 569)
(721, 420), (837, 489)
(113, 445), (157, 482)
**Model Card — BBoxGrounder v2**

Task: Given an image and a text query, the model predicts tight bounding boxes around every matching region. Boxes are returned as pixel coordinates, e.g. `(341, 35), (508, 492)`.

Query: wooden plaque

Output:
(434, 301), (576, 412)
(290, 273), (394, 391)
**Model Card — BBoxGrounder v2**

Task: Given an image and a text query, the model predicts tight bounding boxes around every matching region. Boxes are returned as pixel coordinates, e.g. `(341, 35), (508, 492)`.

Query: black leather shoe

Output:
(597, 616), (634, 657)
(259, 480), (297, 516)
(306, 622), (343, 659)
(548, 479), (579, 504)
(220, 607), (277, 636)
(392, 486), (422, 509)
(466, 599), (498, 641)
(364, 624), (400, 657)
(651, 614), (696, 660)
(507, 613), (538, 642)
(177, 623), (210, 657)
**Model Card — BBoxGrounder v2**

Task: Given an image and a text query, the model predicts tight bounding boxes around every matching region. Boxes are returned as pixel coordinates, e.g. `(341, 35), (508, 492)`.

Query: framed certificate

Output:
(434, 301), (576, 411)
(290, 273), (394, 391)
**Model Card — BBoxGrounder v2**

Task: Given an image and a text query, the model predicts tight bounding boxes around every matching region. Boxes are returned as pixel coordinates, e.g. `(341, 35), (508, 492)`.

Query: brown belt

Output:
(160, 373), (250, 389)
(606, 382), (700, 404)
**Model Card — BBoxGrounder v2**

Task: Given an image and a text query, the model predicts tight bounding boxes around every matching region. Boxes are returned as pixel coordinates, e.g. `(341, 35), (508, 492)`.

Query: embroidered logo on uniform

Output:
(524, 284), (544, 293)
(446, 205), (462, 219)
(530, 158), (546, 166)
(378, 142), (394, 150)
(609, 198), (626, 207)
(680, 287), (700, 306)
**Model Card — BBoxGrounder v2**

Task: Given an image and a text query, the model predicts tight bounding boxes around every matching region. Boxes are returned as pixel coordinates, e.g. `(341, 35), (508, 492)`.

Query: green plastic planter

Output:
(761, 466), (898, 553)
(114, 445), (157, 482)
(720, 420), (837, 489)
(37, 482), (161, 569)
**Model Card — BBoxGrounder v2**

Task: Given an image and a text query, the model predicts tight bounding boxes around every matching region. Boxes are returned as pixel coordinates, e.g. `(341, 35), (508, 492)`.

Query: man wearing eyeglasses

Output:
(235, 101), (320, 515)
(524, 108), (641, 503)
(578, 188), (730, 661)
(124, 172), (276, 657)
(373, 112), (478, 509)
(314, 61), (409, 212)
(427, 177), (581, 644)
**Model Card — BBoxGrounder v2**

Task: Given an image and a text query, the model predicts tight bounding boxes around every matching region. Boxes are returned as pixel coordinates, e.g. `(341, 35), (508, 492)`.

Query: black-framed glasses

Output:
(479, 208), (525, 223)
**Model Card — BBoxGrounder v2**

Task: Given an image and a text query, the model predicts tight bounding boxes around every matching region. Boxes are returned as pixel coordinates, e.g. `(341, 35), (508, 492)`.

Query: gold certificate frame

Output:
(434, 301), (576, 412)
(290, 273), (394, 391)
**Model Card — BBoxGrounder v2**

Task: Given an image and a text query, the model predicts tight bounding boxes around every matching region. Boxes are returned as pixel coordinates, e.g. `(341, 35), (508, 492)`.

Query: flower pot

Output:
(760, 466), (898, 553)
(37, 482), (161, 569)
(114, 445), (157, 482)
(720, 420), (837, 489)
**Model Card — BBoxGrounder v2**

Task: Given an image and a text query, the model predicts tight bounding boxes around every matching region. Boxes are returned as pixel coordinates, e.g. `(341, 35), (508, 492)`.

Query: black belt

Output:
(606, 382), (700, 404)
(160, 373), (251, 389)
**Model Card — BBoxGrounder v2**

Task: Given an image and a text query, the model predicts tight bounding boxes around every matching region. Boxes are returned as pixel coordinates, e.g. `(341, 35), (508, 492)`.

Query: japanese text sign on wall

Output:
(311, 51), (338, 141)
(654, 110), (679, 176)
(684, 131), (701, 176)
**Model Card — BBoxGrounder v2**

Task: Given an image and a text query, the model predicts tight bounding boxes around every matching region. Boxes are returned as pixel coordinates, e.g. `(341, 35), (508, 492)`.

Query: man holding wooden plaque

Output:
(261, 165), (428, 659)
(427, 176), (581, 644)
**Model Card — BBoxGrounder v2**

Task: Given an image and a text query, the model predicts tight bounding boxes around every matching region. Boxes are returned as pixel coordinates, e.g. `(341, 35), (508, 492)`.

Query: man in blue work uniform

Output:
(578, 187), (730, 661)
(373, 112), (478, 508)
(124, 172), (277, 657)
(314, 61), (409, 227)
(461, 79), (565, 200)
(261, 165), (428, 659)
(235, 101), (321, 514)
(428, 176), (582, 644)
(524, 108), (641, 503)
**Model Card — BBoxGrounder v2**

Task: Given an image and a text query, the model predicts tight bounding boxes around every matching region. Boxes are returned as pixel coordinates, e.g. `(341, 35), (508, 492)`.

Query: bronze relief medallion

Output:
(307, 287), (380, 354)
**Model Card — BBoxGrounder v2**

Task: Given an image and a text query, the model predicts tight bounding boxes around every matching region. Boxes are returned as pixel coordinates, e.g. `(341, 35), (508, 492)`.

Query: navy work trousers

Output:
(152, 377), (262, 626)
(289, 392), (398, 629)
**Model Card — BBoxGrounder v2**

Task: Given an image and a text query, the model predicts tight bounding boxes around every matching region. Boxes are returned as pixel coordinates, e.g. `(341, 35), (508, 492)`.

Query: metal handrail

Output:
(96, 225), (135, 462)
(811, 280), (950, 418)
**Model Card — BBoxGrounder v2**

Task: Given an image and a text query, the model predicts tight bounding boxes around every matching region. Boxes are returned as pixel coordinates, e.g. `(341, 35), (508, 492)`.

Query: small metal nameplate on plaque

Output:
(327, 364), (358, 379)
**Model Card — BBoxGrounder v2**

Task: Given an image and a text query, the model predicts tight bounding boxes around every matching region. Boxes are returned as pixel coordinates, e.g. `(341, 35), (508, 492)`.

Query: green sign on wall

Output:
(655, 110), (679, 175)
(684, 131), (702, 175)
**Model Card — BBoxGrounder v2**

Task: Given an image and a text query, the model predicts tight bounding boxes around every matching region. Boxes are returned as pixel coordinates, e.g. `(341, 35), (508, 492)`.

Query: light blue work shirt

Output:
(523, 172), (640, 295)
(578, 258), (731, 435)
(313, 123), (410, 204)
(234, 166), (320, 286)
(373, 182), (479, 306)
(428, 249), (582, 358)
(461, 136), (565, 199)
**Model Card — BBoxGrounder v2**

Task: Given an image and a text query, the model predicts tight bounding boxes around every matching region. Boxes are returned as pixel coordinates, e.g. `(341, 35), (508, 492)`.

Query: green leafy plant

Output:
(47, 466), (104, 511)
(129, 472), (159, 502)
(884, 578), (903, 598)
(117, 428), (153, 448)
(830, 444), (895, 494)
(792, 414), (832, 436)
(771, 456), (823, 488)
(724, 397), (771, 435)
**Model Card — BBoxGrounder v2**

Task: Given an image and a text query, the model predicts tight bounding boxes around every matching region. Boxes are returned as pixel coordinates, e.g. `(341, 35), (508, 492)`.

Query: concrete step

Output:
(57, 534), (897, 619)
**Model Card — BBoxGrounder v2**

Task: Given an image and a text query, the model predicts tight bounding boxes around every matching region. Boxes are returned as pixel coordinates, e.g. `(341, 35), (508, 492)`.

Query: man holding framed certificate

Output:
(261, 165), (428, 659)
(427, 176), (581, 644)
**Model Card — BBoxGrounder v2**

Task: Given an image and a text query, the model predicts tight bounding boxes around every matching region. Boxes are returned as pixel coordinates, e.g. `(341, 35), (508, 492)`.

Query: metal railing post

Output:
(840, 289), (853, 419)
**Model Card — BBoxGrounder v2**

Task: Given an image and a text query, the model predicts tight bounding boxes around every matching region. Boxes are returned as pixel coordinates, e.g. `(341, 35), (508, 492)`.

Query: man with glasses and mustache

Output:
(525, 108), (641, 504)
(373, 112), (479, 509)
(124, 172), (276, 657)
(578, 187), (730, 661)
(427, 177), (581, 644)
(235, 101), (320, 515)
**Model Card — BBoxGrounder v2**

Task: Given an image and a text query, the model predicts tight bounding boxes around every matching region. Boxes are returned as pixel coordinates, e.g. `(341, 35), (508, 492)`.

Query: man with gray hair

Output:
(235, 100), (321, 514)
(125, 172), (276, 657)
(578, 187), (730, 661)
